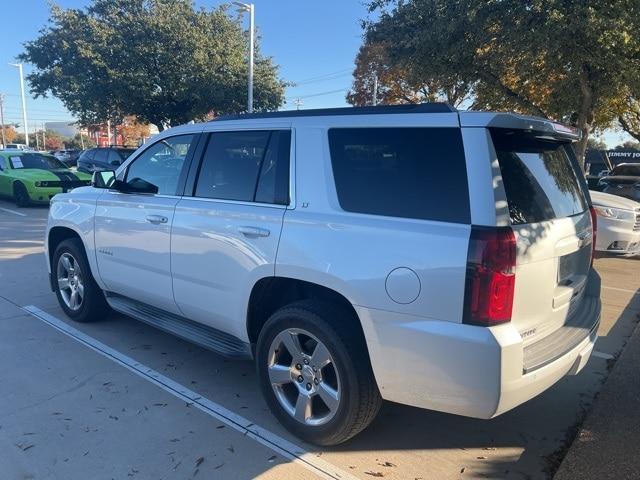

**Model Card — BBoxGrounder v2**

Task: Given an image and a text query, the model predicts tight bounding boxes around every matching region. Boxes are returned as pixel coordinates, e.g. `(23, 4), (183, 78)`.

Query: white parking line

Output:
(602, 285), (639, 295)
(0, 207), (27, 217)
(23, 305), (357, 480)
(592, 351), (615, 360)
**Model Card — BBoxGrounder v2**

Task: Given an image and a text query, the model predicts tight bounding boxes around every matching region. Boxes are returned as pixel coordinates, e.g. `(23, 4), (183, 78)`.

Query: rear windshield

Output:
(492, 130), (588, 225)
(328, 127), (470, 223)
(610, 164), (640, 176)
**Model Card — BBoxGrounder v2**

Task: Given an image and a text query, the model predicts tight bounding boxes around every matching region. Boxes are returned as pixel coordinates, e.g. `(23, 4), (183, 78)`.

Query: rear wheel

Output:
(53, 238), (109, 322)
(256, 300), (382, 445)
(13, 182), (30, 207)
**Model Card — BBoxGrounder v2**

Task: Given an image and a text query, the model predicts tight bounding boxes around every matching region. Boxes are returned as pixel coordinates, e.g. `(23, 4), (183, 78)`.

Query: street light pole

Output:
(0, 93), (6, 147)
(9, 63), (29, 147)
(233, 2), (255, 113)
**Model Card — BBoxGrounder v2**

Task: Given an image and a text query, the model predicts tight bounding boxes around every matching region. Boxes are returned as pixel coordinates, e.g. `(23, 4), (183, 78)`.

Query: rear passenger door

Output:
(171, 129), (291, 340)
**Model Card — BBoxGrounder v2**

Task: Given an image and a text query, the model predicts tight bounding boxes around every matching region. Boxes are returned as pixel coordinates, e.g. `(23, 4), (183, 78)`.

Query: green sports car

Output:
(0, 151), (92, 207)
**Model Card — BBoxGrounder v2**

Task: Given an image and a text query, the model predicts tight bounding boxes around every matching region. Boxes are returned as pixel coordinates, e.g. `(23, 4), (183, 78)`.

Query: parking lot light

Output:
(9, 63), (29, 147)
(232, 2), (254, 113)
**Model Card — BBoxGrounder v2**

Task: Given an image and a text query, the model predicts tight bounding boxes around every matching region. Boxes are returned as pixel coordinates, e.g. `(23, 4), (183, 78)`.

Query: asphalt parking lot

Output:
(1, 200), (638, 480)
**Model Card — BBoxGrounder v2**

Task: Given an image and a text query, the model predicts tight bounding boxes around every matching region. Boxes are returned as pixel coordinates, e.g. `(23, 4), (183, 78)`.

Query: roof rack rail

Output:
(213, 103), (456, 121)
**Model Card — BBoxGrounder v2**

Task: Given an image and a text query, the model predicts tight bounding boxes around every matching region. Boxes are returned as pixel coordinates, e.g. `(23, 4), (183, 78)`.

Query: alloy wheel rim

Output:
(57, 252), (84, 311)
(267, 328), (341, 426)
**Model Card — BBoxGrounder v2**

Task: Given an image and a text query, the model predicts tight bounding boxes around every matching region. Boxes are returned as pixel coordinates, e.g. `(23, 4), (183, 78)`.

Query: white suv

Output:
(45, 104), (601, 445)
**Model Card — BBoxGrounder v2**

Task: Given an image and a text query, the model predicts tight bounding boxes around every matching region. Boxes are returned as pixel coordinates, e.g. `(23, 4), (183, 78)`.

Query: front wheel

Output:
(52, 238), (109, 322)
(256, 300), (382, 445)
(13, 182), (30, 207)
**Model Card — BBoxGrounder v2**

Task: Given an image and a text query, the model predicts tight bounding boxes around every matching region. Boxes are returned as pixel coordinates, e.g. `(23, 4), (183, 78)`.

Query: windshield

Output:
(610, 164), (640, 176)
(491, 130), (588, 225)
(9, 153), (67, 170)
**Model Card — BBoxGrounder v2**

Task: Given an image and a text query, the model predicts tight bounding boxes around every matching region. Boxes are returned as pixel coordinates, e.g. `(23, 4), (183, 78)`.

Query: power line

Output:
(290, 68), (353, 86)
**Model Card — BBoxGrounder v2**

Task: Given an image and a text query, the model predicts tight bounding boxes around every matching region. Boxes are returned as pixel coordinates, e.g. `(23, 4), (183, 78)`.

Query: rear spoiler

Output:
(459, 112), (582, 142)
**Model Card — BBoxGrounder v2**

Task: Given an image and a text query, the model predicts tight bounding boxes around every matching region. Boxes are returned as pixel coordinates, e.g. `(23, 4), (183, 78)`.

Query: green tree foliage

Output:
(617, 95), (640, 142)
(587, 137), (608, 151)
(364, 0), (640, 161)
(20, 0), (286, 130)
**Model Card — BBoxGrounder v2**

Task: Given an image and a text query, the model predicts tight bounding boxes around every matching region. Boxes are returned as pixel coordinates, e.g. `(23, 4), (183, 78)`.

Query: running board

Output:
(105, 293), (252, 359)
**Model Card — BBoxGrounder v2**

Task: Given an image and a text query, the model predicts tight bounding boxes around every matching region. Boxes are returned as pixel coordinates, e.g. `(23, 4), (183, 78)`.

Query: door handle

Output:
(146, 214), (168, 224)
(238, 226), (270, 238)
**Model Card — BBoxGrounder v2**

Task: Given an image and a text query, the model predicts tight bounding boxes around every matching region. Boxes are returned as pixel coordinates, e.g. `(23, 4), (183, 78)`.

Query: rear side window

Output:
(491, 130), (588, 225)
(93, 149), (108, 164)
(328, 128), (470, 223)
(194, 130), (290, 204)
(80, 149), (95, 161)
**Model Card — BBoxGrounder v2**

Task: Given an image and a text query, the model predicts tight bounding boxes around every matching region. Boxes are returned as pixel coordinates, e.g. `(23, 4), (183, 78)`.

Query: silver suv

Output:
(45, 104), (601, 445)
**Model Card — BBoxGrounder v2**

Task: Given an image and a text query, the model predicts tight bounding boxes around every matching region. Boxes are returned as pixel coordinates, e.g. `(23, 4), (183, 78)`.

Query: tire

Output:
(256, 300), (382, 445)
(13, 182), (30, 207)
(52, 238), (109, 322)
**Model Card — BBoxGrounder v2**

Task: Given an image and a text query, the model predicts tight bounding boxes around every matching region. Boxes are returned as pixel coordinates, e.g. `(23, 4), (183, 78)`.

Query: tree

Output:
(365, 0), (640, 162)
(617, 95), (640, 142)
(346, 42), (471, 107)
(66, 133), (96, 150)
(1, 125), (18, 144)
(587, 137), (607, 151)
(613, 140), (640, 151)
(119, 116), (151, 147)
(20, 0), (286, 130)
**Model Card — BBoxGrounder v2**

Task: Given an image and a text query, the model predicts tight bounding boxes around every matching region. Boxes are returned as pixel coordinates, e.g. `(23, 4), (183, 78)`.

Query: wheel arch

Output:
(246, 276), (372, 361)
(47, 226), (84, 288)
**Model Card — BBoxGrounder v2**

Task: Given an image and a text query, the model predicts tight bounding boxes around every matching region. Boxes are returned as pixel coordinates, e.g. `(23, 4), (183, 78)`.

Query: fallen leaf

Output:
(195, 457), (204, 467)
(364, 472), (384, 478)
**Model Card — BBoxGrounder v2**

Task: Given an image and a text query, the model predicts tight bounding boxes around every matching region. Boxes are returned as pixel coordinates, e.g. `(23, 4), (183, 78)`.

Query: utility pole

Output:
(9, 63), (29, 147)
(233, 2), (255, 113)
(372, 73), (379, 106)
(42, 122), (46, 150)
(0, 93), (6, 147)
(294, 98), (303, 110)
(106, 120), (111, 147)
(35, 125), (40, 150)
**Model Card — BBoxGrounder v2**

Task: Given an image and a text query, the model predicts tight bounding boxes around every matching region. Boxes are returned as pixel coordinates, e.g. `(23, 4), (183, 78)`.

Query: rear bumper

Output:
(357, 274), (601, 419)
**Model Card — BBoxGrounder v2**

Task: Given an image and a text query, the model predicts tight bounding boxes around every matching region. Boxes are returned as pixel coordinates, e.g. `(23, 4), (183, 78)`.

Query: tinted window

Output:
(93, 149), (109, 164)
(79, 149), (95, 161)
(116, 148), (137, 160)
(125, 135), (195, 195)
(195, 130), (290, 204)
(610, 164), (640, 176)
(328, 128), (470, 223)
(492, 130), (588, 225)
(107, 149), (123, 165)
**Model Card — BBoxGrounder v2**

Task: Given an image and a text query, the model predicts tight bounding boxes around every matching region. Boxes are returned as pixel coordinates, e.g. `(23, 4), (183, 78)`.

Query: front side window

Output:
(328, 127), (470, 223)
(611, 164), (640, 176)
(194, 130), (290, 204)
(107, 149), (123, 166)
(125, 135), (195, 195)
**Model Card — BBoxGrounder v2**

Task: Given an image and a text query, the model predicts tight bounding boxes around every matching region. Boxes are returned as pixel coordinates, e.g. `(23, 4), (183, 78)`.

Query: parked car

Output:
(0, 151), (91, 206)
(53, 149), (82, 168)
(46, 104), (601, 445)
(77, 146), (137, 173)
(597, 163), (640, 201)
(591, 190), (640, 255)
(3, 143), (28, 150)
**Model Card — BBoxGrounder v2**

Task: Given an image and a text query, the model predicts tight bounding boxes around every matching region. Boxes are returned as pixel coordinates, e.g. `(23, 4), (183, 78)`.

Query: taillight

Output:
(589, 206), (597, 266)
(463, 226), (516, 326)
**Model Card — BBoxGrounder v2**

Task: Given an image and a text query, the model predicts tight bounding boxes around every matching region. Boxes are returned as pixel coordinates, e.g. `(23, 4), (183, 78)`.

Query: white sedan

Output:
(590, 190), (640, 255)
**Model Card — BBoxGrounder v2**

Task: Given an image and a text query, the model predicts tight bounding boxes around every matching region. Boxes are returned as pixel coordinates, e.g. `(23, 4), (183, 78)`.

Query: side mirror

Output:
(91, 170), (116, 189)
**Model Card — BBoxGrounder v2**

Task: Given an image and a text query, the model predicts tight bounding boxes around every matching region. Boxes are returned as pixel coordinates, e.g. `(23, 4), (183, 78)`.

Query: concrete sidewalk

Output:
(555, 300), (640, 480)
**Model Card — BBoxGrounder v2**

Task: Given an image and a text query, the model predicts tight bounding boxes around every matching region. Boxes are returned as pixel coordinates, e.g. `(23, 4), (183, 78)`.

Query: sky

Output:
(0, 0), (632, 147)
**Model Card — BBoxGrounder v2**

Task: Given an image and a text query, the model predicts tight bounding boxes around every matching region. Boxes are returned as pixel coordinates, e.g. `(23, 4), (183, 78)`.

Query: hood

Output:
(590, 190), (640, 211)
(10, 168), (91, 182)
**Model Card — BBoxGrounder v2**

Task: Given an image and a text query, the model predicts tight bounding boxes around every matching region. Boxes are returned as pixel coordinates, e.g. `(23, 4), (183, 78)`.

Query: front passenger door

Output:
(94, 134), (198, 313)
(171, 129), (291, 339)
